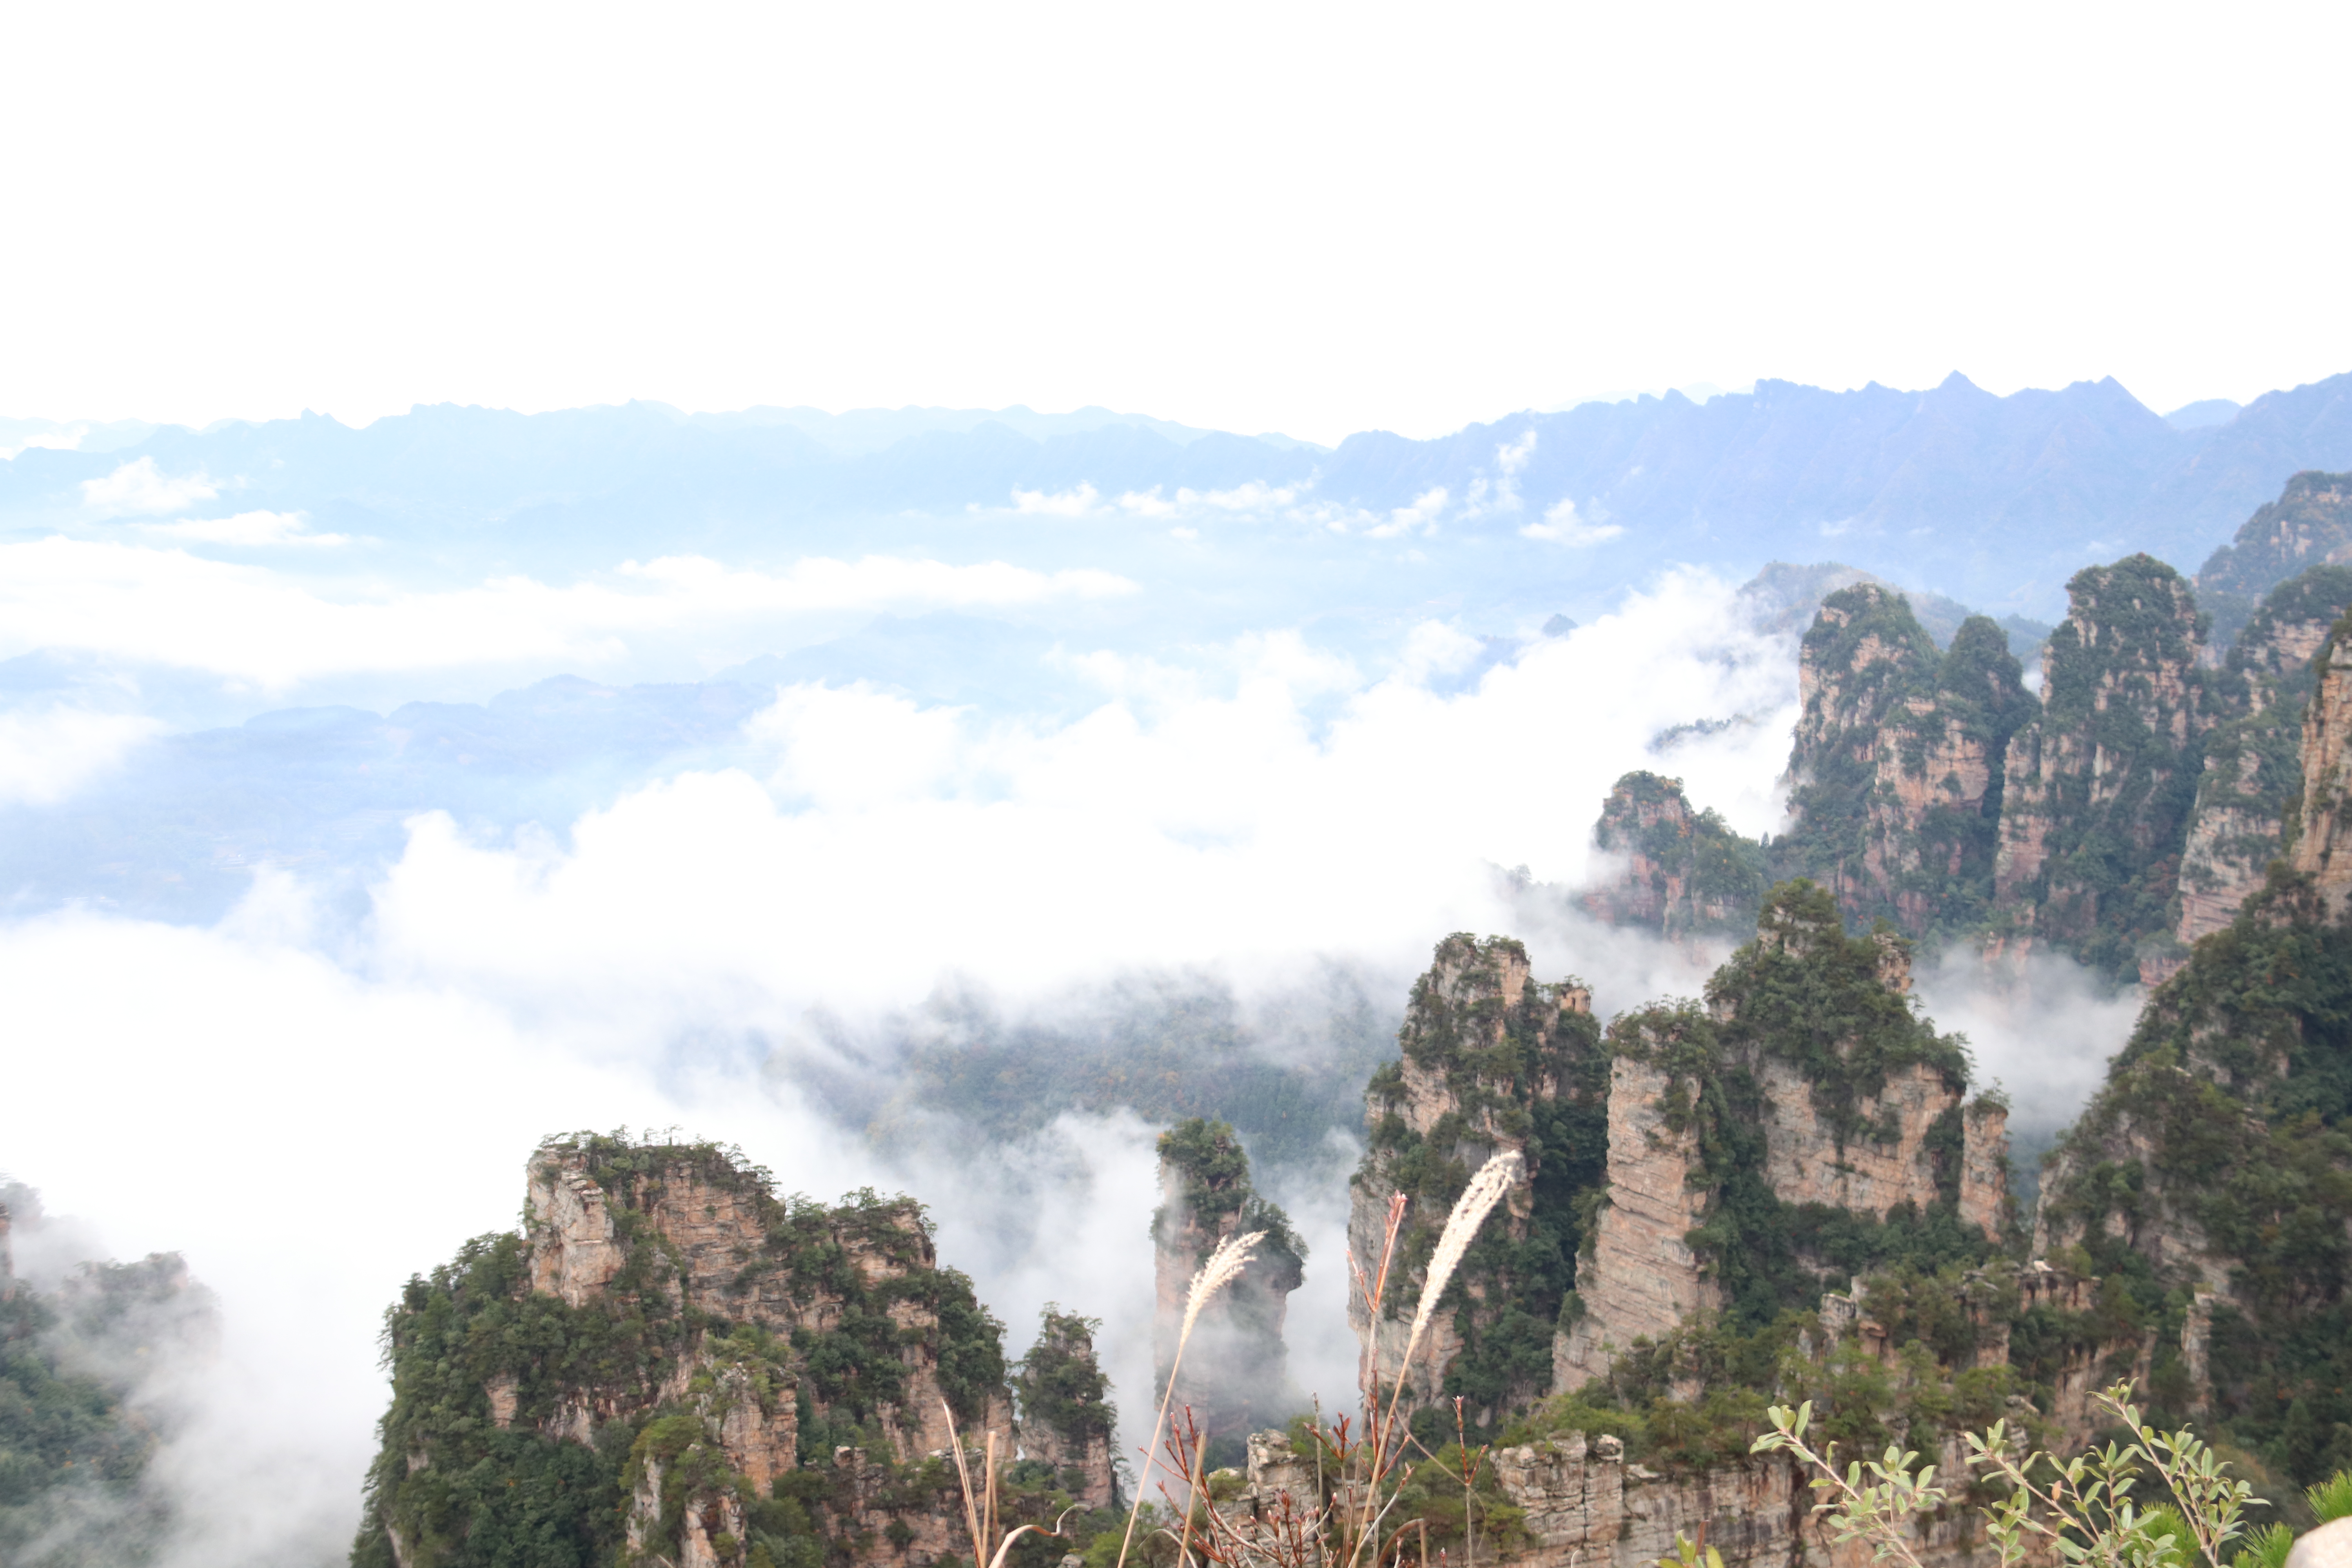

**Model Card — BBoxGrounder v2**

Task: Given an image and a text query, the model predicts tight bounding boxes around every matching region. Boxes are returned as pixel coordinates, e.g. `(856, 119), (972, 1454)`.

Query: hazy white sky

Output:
(5, 0), (2347, 443)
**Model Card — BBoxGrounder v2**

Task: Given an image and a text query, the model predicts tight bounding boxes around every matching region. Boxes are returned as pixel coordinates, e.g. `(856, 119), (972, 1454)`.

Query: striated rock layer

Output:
(1214, 1423), (1997, 1568)
(1776, 585), (2031, 938)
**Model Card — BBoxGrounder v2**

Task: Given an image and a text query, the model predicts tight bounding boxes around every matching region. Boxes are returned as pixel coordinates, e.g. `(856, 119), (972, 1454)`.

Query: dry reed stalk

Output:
(1383, 1152), (1521, 1429)
(945, 1400), (988, 1568)
(985, 1429), (1002, 1563)
(1111, 1227), (1266, 1568)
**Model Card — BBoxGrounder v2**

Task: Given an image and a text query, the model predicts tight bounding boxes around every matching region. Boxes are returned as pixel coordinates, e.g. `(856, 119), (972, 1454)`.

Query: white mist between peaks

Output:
(0, 571), (1798, 1561)
(364, 570), (1799, 1029)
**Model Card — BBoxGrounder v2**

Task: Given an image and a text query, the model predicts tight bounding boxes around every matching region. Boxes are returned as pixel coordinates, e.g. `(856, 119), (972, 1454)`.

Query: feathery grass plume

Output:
(1386, 1150), (1522, 1423)
(1183, 1226), (1265, 1338)
(1403, 1150), (1522, 1371)
(1112, 1227), (1265, 1568)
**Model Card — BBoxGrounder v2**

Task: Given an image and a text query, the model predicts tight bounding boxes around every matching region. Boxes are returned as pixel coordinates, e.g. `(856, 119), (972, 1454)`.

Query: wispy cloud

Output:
(0, 541), (1137, 687)
(136, 510), (350, 547)
(80, 457), (221, 515)
(1520, 496), (1623, 545)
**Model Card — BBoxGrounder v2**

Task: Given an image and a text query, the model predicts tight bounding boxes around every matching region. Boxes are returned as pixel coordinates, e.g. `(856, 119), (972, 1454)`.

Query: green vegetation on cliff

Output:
(0, 1191), (209, 1568)
(1153, 1118), (1304, 1273)
(1588, 771), (1769, 936)
(1610, 883), (1991, 1331)
(2038, 872), (2352, 1485)
(2198, 470), (2352, 633)
(353, 1133), (1020, 1568)
(1773, 586), (2032, 940)
(1359, 936), (1609, 1426)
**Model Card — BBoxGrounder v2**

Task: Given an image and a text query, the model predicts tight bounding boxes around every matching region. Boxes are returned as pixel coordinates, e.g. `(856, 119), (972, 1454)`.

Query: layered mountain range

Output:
(8, 374), (2352, 612)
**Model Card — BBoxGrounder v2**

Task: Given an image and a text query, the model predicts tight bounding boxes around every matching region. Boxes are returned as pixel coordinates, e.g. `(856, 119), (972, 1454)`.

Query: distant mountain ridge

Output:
(8, 372), (2352, 615)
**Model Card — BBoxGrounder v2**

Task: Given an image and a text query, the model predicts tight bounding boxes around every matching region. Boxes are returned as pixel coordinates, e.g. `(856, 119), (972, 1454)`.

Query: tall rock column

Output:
(2172, 566), (2352, 952)
(1561, 882), (2007, 1390)
(1152, 1119), (1304, 1452)
(1014, 1308), (1120, 1508)
(1553, 1014), (1716, 1391)
(1993, 554), (2214, 979)
(1347, 935), (1605, 1425)
(2288, 615), (2352, 916)
(1583, 771), (1769, 938)
(1777, 586), (2031, 937)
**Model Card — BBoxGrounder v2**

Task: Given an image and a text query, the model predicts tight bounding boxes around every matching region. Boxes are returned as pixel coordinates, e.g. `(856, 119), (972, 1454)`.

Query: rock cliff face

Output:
(1212, 1419), (1994, 1568)
(1751, 585), (2033, 939)
(1153, 1118), (1305, 1450)
(1560, 886), (2005, 1389)
(1583, 772), (1768, 938)
(2197, 470), (2352, 609)
(2171, 566), (2352, 951)
(1348, 936), (1604, 1424)
(1012, 1309), (1120, 1509)
(2288, 617), (2352, 916)
(1552, 1028), (1715, 1390)
(353, 1136), (1075, 1568)
(2029, 828), (2352, 1482)
(1994, 555), (2214, 978)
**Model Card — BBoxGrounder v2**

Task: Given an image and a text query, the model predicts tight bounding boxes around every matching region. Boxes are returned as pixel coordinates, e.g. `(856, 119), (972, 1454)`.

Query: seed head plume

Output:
(1395, 1151), (1523, 1400)
(1183, 1227), (1265, 1338)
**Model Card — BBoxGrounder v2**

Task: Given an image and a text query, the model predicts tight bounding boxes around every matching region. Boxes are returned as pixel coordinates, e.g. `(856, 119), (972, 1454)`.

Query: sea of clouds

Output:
(0, 536), (2138, 1565)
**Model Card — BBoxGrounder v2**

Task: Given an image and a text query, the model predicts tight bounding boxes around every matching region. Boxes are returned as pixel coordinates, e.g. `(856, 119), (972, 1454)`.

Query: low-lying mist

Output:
(0, 568), (2142, 1564)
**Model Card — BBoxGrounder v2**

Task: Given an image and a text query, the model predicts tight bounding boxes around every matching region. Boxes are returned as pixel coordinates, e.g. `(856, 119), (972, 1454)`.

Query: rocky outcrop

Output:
(1349, 936), (1605, 1422)
(1554, 1035), (1715, 1391)
(1014, 1309), (1120, 1508)
(1211, 1421), (1993, 1568)
(1154, 1119), (1305, 1448)
(1562, 884), (2006, 1392)
(2289, 619), (2352, 917)
(357, 1138), (1032, 1568)
(2197, 470), (2352, 608)
(1994, 555), (2214, 979)
(2171, 566), (2352, 951)
(1774, 587), (2032, 937)
(1583, 771), (1767, 938)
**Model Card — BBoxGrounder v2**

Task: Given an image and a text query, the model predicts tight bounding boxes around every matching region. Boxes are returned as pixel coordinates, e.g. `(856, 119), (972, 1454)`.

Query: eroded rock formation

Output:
(2289, 618), (2352, 917)
(1583, 771), (1768, 938)
(2171, 566), (2352, 951)
(1210, 1419), (1996, 1568)
(1561, 885), (2006, 1389)
(1154, 1118), (1305, 1450)
(354, 1137), (1052, 1568)
(1014, 1308), (1121, 1509)
(1752, 584), (2032, 938)
(1994, 555), (2214, 978)
(1347, 935), (1604, 1423)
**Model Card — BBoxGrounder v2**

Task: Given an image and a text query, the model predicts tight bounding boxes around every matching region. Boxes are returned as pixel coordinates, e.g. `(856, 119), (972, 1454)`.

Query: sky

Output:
(5, 1), (2350, 442)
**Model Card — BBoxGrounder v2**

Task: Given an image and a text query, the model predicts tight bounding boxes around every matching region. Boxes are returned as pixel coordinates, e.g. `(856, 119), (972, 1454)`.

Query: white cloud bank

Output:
(368, 570), (1799, 1029)
(0, 539), (1136, 688)
(0, 566), (2144, 1566)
